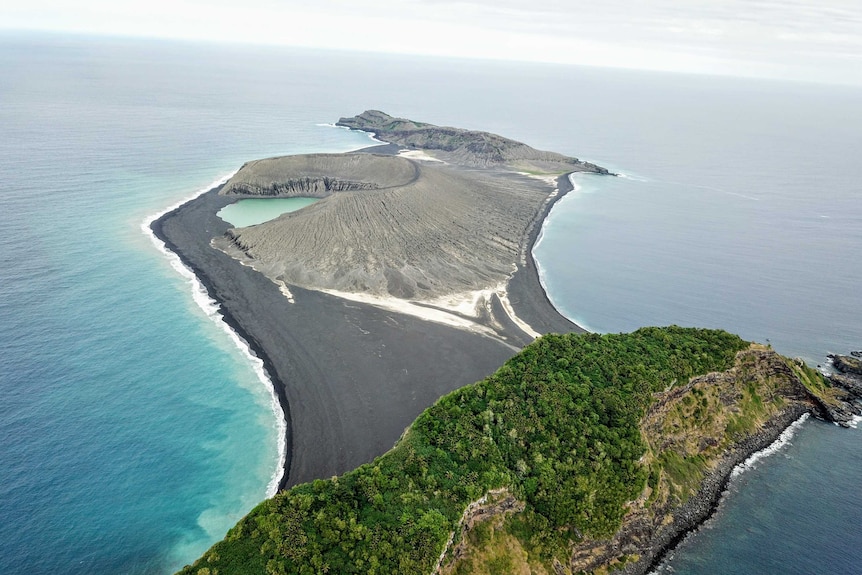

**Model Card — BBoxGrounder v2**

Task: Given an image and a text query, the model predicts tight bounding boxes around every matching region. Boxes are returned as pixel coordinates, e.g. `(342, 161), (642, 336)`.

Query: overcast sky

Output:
(3, 0), (861, 85)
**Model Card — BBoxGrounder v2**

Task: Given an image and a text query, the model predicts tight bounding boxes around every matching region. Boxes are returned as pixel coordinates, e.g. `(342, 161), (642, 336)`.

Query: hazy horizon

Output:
(3, 1), (861, 86)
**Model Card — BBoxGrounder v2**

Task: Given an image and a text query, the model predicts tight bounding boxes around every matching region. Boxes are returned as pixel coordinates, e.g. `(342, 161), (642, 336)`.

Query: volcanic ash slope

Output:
(214, 153), (551, 300)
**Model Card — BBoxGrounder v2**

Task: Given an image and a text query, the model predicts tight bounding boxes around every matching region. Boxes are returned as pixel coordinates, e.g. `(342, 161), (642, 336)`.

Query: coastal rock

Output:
(824, 358), (862, 427)
(830, 354), (862, 377)
(829, 372), (862, 398)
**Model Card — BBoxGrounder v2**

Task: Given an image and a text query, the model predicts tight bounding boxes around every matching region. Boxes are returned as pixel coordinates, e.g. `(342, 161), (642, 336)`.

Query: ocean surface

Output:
(0, 32), (859, 574)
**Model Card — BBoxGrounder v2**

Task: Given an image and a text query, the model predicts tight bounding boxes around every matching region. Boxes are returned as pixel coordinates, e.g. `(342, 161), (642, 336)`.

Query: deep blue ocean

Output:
(1, 32), (859, 574)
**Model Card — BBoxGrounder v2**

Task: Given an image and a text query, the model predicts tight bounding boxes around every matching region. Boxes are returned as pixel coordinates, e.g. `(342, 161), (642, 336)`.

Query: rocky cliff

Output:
(219, 152), (417, 197)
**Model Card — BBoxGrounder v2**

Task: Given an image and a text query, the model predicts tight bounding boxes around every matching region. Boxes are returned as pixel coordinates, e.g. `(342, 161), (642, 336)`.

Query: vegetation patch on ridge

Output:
(178, 327), (750, 575)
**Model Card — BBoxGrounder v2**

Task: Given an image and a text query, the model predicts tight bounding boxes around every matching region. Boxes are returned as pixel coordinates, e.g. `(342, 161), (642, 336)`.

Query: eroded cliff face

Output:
(831, 354), (862, 377)
(218, 153), (419, 197)
(440, 348), (841, 575)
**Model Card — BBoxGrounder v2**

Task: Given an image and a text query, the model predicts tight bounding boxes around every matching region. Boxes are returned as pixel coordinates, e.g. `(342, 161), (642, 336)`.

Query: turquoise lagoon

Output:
(217, 197), (319, 227)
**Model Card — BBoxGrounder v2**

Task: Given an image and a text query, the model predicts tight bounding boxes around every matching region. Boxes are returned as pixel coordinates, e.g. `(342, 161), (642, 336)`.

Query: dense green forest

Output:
(178, 327), (749, 575)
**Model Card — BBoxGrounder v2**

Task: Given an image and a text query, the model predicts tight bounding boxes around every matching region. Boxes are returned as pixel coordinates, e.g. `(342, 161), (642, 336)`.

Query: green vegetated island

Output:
(159, 112), (862, 575)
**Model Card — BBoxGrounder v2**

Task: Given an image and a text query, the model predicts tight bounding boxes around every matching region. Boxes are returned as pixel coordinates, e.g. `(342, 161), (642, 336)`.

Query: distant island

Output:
(153, 112), (860, 574)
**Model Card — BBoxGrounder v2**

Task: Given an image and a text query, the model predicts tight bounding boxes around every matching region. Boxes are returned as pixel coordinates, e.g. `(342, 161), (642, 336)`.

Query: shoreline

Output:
(151, 189), (524, 490)
(507, 170), (587, 336)
(532, 173), (600, 333)
(142, 173), (287, 496)
(149, 186), (293, 492)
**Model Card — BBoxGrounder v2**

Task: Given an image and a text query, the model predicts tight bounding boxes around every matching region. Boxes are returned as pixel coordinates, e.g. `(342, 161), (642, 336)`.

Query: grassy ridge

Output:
(179, 327), (748, 575)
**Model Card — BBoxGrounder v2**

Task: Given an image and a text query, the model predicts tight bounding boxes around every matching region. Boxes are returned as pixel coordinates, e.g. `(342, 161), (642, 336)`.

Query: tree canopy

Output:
(178, 327), (747, 575)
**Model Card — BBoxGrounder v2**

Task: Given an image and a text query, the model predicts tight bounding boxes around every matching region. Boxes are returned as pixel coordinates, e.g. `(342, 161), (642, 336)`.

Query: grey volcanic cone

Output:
(215, 152), (552, 299)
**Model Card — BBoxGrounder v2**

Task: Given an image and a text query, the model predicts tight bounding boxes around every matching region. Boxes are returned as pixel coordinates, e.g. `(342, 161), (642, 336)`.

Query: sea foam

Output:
(318, 122), (387, 146)
(141, 173), (286, 498)
(730, 413), (809, 479)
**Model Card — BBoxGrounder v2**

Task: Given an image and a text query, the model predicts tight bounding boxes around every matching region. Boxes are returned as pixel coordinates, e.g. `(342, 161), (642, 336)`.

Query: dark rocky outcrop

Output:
(825, 354), (862, 426)
(224, 177), (379, 196)
(830, 372), (862, 397)
(830, 353), (862, 377)
(337, 110), (611, 174)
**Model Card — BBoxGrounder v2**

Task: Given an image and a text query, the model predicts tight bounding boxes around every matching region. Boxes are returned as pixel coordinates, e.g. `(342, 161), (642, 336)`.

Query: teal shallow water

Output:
(0, 33), (377, 574)
(0, 32), (859, 573)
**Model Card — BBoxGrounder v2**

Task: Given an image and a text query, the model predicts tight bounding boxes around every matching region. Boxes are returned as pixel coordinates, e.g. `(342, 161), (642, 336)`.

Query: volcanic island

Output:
(154, 111), (862, 575)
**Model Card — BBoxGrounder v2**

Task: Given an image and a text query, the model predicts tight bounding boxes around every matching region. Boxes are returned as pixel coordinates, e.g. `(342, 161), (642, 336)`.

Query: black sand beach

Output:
(151, 177), (583, 490)
(507, 172), (585, 336)
(152, 166), (585, 491)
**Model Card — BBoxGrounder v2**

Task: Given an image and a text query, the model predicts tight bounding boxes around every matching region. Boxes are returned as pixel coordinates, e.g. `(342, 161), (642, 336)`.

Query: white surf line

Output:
(647, 412), (812, 575)
(730, 413), (809, 479)
(142, 172), (287, 498)
(530, 173), (601, 335)
(317, 122), (388, 146)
